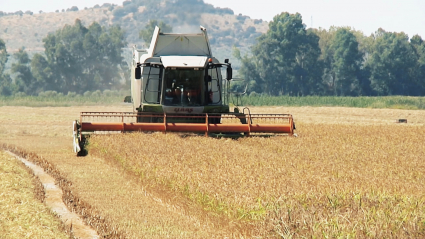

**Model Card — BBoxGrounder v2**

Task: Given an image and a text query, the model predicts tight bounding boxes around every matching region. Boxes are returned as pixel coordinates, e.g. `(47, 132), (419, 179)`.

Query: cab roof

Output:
(148, 26), (212, 57)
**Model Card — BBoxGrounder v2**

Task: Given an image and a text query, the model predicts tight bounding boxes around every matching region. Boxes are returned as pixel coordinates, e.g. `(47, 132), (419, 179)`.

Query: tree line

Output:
(0, 18), (174, 96)
(235, 12), (425, 96)
(0, 19), (127, 96)
(1, 12), (425, 97)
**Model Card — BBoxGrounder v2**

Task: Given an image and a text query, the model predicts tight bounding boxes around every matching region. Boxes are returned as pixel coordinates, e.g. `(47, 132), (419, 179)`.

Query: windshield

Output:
(163, 68), (204, 106)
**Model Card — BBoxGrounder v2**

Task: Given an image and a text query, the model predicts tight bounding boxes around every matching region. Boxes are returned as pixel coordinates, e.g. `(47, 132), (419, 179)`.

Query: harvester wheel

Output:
(73, 120), (81, 153)
(73, 120), (88, 156)
(77, 135), (88, 157)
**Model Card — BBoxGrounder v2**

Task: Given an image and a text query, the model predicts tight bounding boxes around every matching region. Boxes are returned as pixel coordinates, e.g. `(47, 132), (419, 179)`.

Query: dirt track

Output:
(6, 151), (99, 238)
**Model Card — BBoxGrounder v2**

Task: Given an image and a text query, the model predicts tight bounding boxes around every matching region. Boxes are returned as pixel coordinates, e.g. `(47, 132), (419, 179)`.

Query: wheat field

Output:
(1, 105), (425, 238)
(89, 123), (425, 237)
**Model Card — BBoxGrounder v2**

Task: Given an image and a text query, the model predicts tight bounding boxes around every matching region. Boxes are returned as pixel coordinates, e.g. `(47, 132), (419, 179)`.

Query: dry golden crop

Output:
(89, 123), (425, 238)
(1, 105), (425, 238)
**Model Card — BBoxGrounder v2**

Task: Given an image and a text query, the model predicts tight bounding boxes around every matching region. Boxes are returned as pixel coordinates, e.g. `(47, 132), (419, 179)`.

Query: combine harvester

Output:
(73, 26), (295, 154)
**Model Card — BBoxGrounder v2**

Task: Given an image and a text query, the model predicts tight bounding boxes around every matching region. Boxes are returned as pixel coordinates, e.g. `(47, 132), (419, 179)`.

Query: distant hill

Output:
(0, 0), (269, 54)
(0, 6), (114, 52)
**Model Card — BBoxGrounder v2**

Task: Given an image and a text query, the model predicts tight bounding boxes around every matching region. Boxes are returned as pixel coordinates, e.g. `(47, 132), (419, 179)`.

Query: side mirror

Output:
(135, 65), (141, 79)
(226, 65), (232, 80)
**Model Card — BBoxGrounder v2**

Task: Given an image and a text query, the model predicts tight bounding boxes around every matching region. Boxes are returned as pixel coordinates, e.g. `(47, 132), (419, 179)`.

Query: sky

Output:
(1, 0), (424, 38)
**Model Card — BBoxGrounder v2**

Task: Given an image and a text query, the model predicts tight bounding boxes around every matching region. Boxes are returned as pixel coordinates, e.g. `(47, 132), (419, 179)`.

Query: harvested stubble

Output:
(0, 151), (69, 238)
(89, 123), (425, 238)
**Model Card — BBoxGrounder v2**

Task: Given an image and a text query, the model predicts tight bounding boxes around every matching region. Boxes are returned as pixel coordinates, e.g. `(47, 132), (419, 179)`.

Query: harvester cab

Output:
(73, 26), (295, 154)
(130, 26), (232, 118)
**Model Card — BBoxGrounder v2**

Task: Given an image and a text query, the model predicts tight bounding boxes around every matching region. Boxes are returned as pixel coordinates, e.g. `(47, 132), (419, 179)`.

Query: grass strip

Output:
(233, 95), (425, 109)
(0, 95), (124, 107)
(0, 151), (69, 238)
(1, 95), (425, 109)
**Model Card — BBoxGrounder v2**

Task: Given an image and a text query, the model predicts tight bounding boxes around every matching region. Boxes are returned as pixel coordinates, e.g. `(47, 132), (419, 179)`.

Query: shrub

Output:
(67, 6), (79, 12)
(102, 89), (114, 97)
(38, 91), (58, 97)
(253, 19), (263, 24)
(67, 92), (77, 97)
(83, 91), (92, 97)
(113, 7), (127, 17)
(91, 90), (102, 98)
(246, 26), (256, 34)
(236, 14), (248, 23)
(14, 92), (27, 97)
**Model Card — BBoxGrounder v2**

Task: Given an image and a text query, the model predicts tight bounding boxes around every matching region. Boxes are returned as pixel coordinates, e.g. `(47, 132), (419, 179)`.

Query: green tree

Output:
(410, 35), (425, 95)
(40, 19), (126, 94)
(330, 28), (363, 96)
(0, 39), (7, 77)
(30, 53), (54, 92)
(11, 48), (36, 95)
(239, 12), (323, 96)
(314, 27), (337, 94)
(139, 20), (172, 46)
(0, 38), (12, 96)
(366, 29), (418, 95)
(316, 27), (374, 96)
(293, 29), (324, 95)
(0, 74), (12, 96)
(232, 47), (261, 93)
